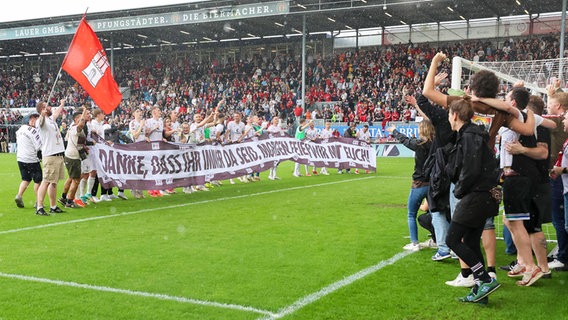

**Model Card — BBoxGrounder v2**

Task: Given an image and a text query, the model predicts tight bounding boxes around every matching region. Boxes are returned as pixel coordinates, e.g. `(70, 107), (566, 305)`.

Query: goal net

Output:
(451, 56), (563, 249)
(451, 56), (568, 95)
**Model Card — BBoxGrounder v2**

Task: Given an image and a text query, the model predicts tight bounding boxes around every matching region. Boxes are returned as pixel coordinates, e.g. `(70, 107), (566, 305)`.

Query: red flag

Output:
(62, 18), (121, 114)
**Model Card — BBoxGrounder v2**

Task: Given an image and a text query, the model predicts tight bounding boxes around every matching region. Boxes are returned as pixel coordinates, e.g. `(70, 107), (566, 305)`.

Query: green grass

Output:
(0, 153), (566, 319)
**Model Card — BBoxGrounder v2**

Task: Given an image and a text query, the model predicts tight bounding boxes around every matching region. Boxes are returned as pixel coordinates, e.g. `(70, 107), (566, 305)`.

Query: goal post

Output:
(451, 56), (568, 95)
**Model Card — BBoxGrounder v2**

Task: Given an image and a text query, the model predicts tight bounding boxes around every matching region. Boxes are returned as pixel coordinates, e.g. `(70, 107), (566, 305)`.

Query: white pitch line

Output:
(258, 250), (414, 320)
(0, 272), (276, 317)
(0, 176), (378, 236)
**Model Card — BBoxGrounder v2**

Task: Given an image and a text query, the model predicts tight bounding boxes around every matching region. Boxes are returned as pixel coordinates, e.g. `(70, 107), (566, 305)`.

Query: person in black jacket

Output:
(445, 97), (501, 303)
(387, 119), (435, 251)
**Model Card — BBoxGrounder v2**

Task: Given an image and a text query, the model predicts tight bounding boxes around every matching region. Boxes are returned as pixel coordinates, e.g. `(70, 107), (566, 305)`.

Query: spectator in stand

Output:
(293, 104), (303, 123)
(14, 112), (42, 208)
(0, 131), (7, 153)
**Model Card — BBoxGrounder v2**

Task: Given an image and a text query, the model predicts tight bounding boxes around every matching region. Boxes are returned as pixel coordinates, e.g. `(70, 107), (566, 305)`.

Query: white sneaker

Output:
(548, 259), (566, 269)
(268, 176), (275, 180)
(229, 179), (235, 185)
(91, 196), (100, 203)
(445, 273), (475, 287)
(159, 190), (171, 196)
(419, 239), (437, 249)
(100, 195), (112, 202)
(108, 194), (118, 200)
(117, 192), (128, 200)
(403, 242), (421, 251)
(182, 187), (193, 194)
(293, 173), (301, 177)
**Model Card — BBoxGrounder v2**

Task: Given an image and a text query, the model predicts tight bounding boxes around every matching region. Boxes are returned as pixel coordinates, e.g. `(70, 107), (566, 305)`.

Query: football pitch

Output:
(0, 154), (566, 319)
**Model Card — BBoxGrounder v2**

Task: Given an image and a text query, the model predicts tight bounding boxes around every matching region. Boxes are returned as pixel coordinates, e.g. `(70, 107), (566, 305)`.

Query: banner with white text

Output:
(89, 132), (376, 190)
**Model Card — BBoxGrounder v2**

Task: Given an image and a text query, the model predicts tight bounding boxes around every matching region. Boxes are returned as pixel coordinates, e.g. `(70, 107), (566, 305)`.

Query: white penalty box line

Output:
(0, 176), (377, 236)
(0, 272), (276, 317)
(0, 250), (413, 318)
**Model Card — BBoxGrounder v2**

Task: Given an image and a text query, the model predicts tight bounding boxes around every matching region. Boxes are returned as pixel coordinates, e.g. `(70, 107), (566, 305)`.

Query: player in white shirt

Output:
(129, 108), (146, 143)
(266, 117), (284, 180)
(226, 112), (247, 184)
(355, 124), (371, 174)
(317, 121), (334, 175)
(15, 112), (42, 208)
(145, 106), (164, 142)
(305, 122), (319, 175)
(184, 112), (215, 193)
(127, 108), (146, 198)
(169, 110), (181, 142)
(226, 112), (246, 143)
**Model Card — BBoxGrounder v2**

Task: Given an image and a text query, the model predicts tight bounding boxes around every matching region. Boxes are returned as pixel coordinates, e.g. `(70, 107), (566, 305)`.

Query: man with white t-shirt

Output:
(226, 112), (247, 184)
(266, 117), (284, 180)
(317, 121), (334, 175)
(15, 112), (42, 208)
(35, 99), (66, 216)
(305, 121), (319, 176)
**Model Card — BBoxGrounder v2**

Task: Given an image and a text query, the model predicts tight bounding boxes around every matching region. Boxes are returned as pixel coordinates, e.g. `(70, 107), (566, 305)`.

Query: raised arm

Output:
(423, 52), (449, 108)
(52, 99), (66, 120)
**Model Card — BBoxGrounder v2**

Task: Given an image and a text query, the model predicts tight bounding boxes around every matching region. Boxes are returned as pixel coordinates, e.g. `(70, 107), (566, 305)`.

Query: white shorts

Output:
(81, 157), (92, 174)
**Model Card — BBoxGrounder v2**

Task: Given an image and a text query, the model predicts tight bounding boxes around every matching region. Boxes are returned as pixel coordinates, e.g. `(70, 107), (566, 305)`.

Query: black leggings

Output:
(447, 221), (485, 271)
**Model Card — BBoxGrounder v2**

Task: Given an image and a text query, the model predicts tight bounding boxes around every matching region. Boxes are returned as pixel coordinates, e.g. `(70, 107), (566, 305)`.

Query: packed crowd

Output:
(0, 34), (564, 140)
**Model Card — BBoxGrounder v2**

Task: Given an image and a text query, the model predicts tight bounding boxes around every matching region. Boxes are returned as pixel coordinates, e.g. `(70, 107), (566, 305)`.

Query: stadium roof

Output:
(0, 0), (564, 58)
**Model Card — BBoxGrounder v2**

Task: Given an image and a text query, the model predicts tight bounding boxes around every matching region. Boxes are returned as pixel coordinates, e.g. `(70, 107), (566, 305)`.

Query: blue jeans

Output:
(503, 225), (517, 255)
(552, 178), (568, 263)
(407, 185), (429, 243)
(431, 211), (450, 254)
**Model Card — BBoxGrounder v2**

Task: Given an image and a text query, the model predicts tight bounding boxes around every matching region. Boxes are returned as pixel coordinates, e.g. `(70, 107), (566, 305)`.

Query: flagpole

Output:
(47, 66), (63, 105)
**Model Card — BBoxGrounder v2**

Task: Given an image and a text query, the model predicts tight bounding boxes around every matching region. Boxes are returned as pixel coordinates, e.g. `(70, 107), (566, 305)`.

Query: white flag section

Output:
(89, 132), (376, 190)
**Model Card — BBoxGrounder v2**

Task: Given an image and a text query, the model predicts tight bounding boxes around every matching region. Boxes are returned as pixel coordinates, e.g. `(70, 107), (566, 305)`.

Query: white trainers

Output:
(445, 273), (475, 287)
(548, 259), (565, 269)
(403, 242), (421, 251)
(419, 239), (437, 249)
(108, 194), (118, 200)
(117, 192), (128, 200)
(182, 187), (193, 194)
(100, 195), (112, 202)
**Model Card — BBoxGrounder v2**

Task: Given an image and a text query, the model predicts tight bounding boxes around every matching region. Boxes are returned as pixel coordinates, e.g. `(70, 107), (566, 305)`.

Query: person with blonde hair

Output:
(387, 119), (435, 251)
